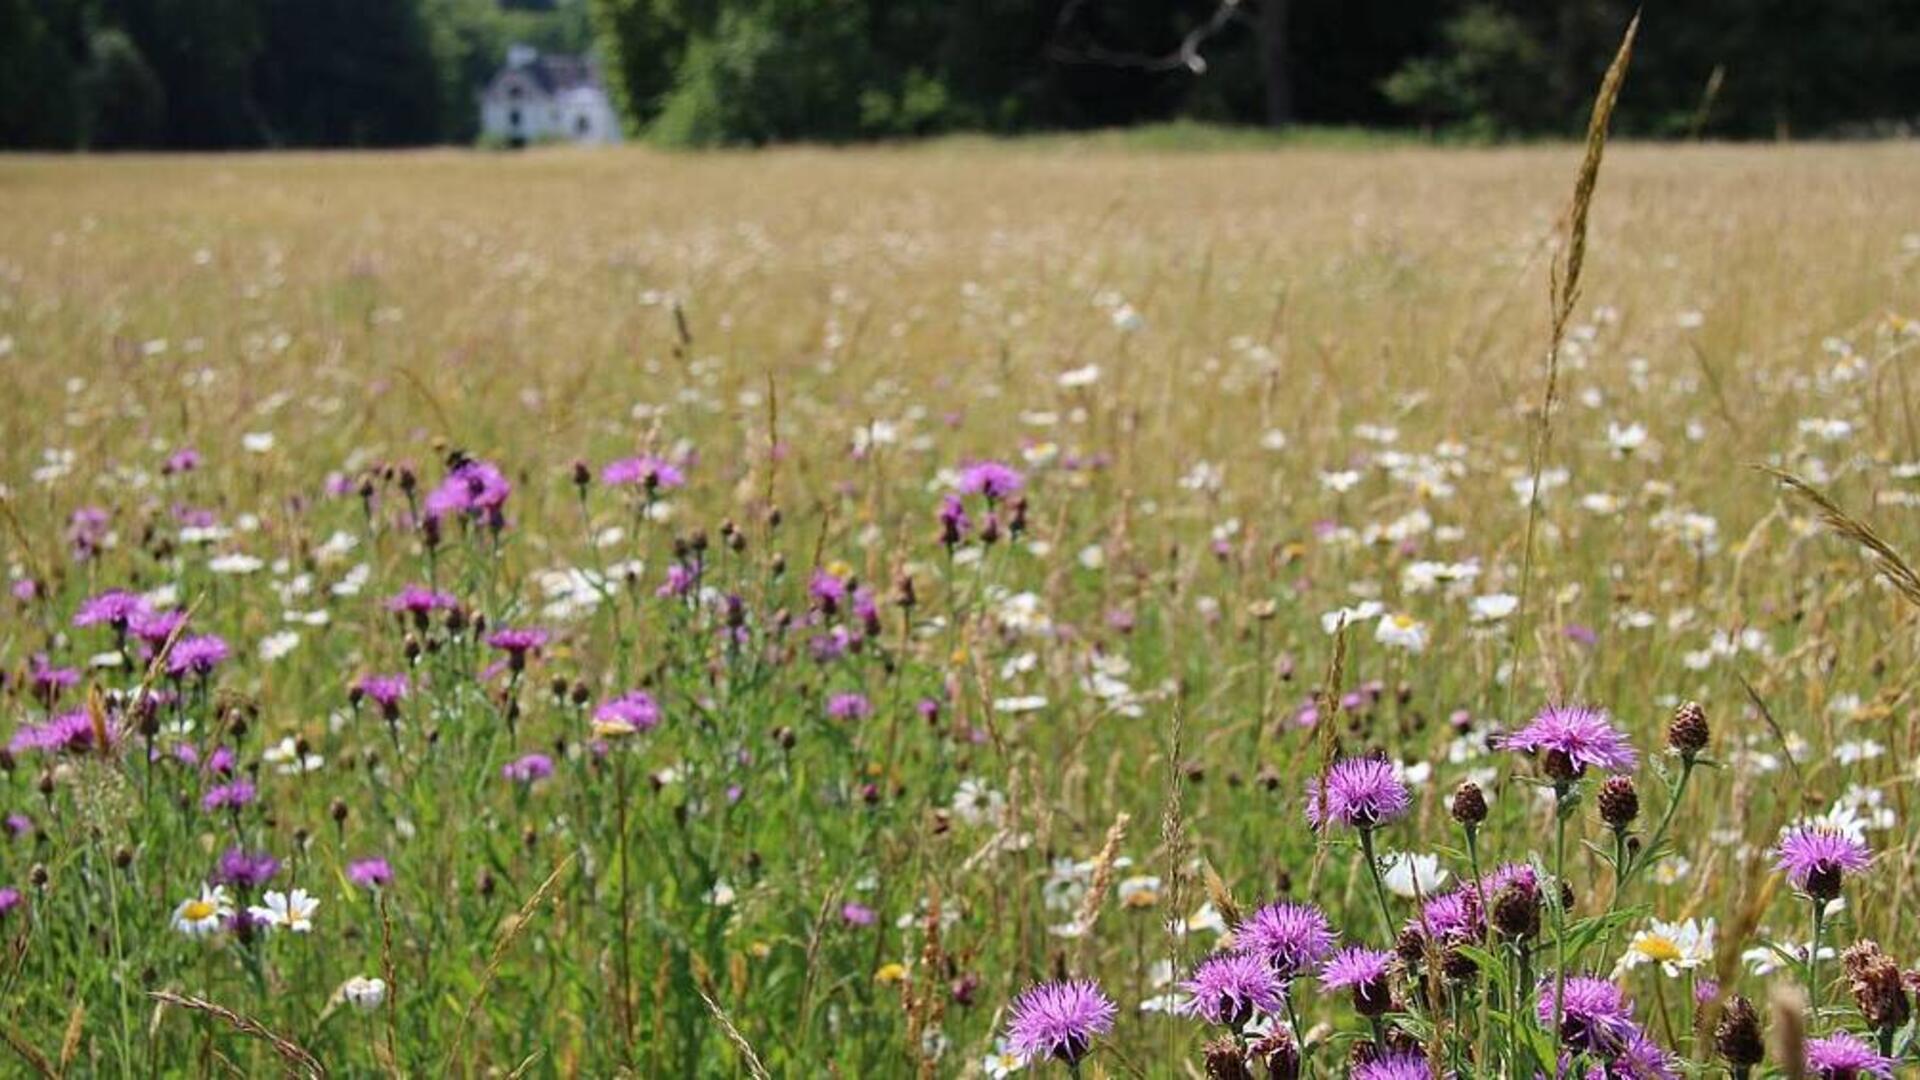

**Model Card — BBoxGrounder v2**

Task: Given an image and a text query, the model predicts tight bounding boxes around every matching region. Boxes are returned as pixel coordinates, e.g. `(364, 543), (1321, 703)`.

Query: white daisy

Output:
(1615, 917), (1714, 978)
(172, 885), (234, 937)
(249, 888), (319, 933)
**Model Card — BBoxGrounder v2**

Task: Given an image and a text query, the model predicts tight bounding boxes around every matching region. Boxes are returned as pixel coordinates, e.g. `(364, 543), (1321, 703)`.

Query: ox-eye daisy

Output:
(172, 885), (233, 937)
(1614, 917), (1715, 978)
(249, 888), (319, 933)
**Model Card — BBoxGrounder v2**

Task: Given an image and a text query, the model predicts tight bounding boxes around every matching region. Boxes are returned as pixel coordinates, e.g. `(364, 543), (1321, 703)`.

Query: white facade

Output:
(479, 46), (622, 146)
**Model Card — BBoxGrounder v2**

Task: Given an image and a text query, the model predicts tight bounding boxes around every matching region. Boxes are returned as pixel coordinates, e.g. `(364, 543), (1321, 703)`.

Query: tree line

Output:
(4, 0), (1917, 150)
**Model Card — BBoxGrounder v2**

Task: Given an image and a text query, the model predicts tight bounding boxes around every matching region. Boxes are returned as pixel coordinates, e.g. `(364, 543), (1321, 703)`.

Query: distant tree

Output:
(253, 0), (443, 145)
(79, 27), (166, 147)
(102, 0), (264, 147)
(0, 0), (85, 148)
(587, 0), (687, 134)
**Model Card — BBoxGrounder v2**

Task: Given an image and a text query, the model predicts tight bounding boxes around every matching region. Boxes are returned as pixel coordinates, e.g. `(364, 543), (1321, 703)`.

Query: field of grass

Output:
(2, 139), (1919, 1077)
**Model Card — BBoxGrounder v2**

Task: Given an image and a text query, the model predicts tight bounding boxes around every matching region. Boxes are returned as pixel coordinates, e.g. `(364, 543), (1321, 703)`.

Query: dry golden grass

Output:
(3, 139), (1920, 1074)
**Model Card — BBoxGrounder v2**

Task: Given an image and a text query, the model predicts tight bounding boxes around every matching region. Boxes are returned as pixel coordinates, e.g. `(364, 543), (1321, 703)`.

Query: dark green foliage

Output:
(0, 0), (85, 147)
(252, 0), (442, 146)
(1, 0), (1917, 148)
(78, 28), (165, 147)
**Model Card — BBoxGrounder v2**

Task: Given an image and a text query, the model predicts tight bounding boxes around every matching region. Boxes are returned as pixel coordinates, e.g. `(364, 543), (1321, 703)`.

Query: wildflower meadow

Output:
(6, 68), (1920, 1080)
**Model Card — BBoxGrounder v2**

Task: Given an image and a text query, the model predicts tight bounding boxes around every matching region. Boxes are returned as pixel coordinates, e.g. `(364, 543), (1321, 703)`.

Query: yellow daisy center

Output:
(182, 900), (216, 921)
(1634, 934), (1682, 962)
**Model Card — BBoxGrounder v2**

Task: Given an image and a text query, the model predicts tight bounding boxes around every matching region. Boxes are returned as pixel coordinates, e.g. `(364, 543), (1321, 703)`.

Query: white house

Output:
(479, 45), (622, 147)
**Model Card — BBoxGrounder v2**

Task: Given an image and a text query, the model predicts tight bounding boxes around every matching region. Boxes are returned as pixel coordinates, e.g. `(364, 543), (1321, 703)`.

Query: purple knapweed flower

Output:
(657, 562), (695, 598)
(215, 848), (282, 890)
(354, 674), (410, 714)
(956, 460), (1025, 502)
(163, 447), (202, 474)
(424, 459), (511, 524)
(204, 745), (236, 775)
(593, 691), (661, 735)
(129, 608), (188, 648)
(808, 567), (849, 613)
(68, 507), (111, 560)
(348, 858), (394, 889)
(1354, 1052), (1446, 1080)
(1596, 1028), (1681, 1080)
(4, 814), (30, 838)
(602, 455), (685, 491)
(840, 902), (876, 928)
(8, 710), (104, 755)
(1409, 888), (1483, 945)
(827, 692), (872, 721)
(1180, 951), (1285, 1028)
(1236, 901), (1336, 980)
(937, 494), (971, 546)
(74, 589), (148, 630)
(28, 656), (79, 700)
(166, 634), (229, 678)
(200, 780), (257, 812)
(1499, 704), (1638, 779)
(1804, 1031), (1896, 1078)
(502, 753), (554, 784)
(1774, 824), (1871, 897)
(1304, 757), (1411, 831)
(1004, 979), (1116, 1066)
(0, 888), (20, 917)
(486, 627), (548, 671)
(387, 584), (457, 618)
(1318, 947), (1395, 1012)
(1539, 975), (1637, 1055)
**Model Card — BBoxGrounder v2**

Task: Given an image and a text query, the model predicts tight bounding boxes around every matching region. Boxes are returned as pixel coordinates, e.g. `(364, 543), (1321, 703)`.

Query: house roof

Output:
(487, 51), (601, 99)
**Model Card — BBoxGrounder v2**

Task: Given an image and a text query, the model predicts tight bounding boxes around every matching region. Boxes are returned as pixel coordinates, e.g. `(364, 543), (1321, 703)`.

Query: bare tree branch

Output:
(1048, 0), (1250, 75)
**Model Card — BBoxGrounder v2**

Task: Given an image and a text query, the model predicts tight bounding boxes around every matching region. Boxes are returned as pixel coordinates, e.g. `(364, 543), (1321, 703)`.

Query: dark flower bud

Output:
(1668, 700), (1710, 759)
(1543, 748), (1580, 784)
(895, 574), (917, 610)
(0, 749), (12, 773)
(29, 863), (49, 888)
(37, 770), (55, 797)
(1250, 1026), (1300, 1079)
(571, 460), (591, 488)
(330, 798), (349, 824)
(1441, 945), (1478, 982)
(1597, 775), (1640, 832)
(1806, 863), (1845, 903)
(477, 869), (495, 898)
(1396, 926), (1427, 965)
(1351, 970), (1392, 1018)
(1843, 940), (1911, 1033)
(113, 846), (133, 869)
(571, 681), (591, 706)
(950, 972), (979, 1007)
(550, 676), (569, 699)
(1491, 883), (1540, 940)
(773, 726), (795, 750)
(1451, 781), (1488, 828)
(1203, 1036), (1253, 1080)
(766, 506), (782, 530)
(1714, 995), (1765, 1070)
